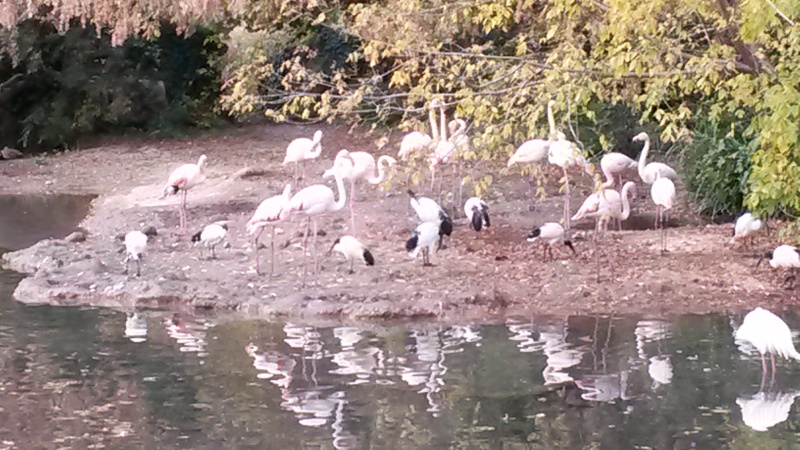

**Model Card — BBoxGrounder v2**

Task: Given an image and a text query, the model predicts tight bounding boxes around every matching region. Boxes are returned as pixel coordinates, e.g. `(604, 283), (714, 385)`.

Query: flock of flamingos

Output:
(114, 98), (800, 383)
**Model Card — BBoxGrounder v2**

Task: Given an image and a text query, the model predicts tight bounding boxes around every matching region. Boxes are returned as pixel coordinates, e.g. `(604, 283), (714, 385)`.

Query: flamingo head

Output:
(312, 130), (323, 143)
(632, 132), (649, 143)
(197, 154), (208, 168)
(429, 98), (443, 109)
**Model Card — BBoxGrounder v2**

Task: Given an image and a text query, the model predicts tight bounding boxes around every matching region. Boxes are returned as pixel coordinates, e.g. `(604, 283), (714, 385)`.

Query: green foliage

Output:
(0, 20), (224, 150)
(679, 114), (756, 218)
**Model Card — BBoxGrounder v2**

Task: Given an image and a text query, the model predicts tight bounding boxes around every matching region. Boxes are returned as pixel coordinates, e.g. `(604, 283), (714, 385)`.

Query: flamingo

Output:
(398, 101), (440, 161)
(758, 245), (800, 288)
(406, 221), (440, 267)
(735, 307), (800, 387)
(600, 152), (638, 188)
(651, 176), (676, 253)
(508, 139), (551, 211)
(327, 235), (375, 273)
(191, 221), (228, 259)
(408, 190), (453, 249)
(323, 149), (396, 235)
(123, 231), (148, 277)
(464, 197), (490, 232)
(245, 184), (292, 277)
(732, 213), (764, 250)
(285, 156), (352, 287)
(283, 130), (323, 186)
(631, 132), (679, 185)
(162, 154), (207, 233)
(546, 100), (592, 231)
(527, 222), (576, 261)
(430, 99), (456, 195)
(448, 118), (470, 208)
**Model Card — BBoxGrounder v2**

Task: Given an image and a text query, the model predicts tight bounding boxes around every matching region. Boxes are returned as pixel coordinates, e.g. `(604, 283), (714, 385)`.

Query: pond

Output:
(1, 196), (799, 448)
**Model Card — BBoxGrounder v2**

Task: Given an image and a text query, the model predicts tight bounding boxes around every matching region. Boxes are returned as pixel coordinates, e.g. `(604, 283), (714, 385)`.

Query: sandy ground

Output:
(0, 124), (795, 321)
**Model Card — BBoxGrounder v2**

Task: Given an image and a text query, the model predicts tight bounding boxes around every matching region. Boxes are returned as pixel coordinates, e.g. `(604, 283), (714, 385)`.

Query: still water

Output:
(1, 198), (800, 448)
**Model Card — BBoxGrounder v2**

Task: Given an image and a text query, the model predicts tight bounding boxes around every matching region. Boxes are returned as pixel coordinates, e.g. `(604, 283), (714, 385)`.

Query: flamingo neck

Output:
(619, 182), (634, 221)
(547, 102), (557, 140)
(637, 136), (650, 179)
(429, 106), (439, 142)
(332, 172), (348, 212)
(367, 155), (392, 184)
(439, 103), (448, 142)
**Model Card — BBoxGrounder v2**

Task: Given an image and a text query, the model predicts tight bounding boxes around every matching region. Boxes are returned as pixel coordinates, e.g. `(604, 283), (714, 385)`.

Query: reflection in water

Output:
(163, 314), (211, 357)
(0, 194), (95, 250)
(124, 313), (148, 343)
(737, 390), (800, 431)
(635, 320), (673, 387)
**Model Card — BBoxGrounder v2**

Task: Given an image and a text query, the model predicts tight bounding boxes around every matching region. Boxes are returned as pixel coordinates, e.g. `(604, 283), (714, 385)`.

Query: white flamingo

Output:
(735, 307), (800, 387)
(508, 139), (551, 211)
(631, 132), (678, 185)
(398, 101), (440, 161)
(651, 176), (676, 253)
(245, 184), (292, 277)
(283, 130), (323, 186)
(323, 149), (396, 235)
(285, 156), (352, 286)
(448, 118), (470, 208)
(162, 154), (207, 233)
(600, 152), (638, 188)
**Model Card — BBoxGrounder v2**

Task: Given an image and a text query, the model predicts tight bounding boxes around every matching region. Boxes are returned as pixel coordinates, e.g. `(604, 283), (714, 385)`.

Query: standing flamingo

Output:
(285, 156), (352, 286)
(430, 99), (455, 195)
(448, 118), (470, 209)
(162, 154), (207, 233)
(283, 130), (323, 186)
(323, 149), (396, 235)
(600, 152), (638, 188)
(735, 307), (800, 388)
(631, 132), (678, 185)
(398, 101), (440, 161)
(651, 176), (676, 253)
(546, 100), (592, 231)
(508, 139), (551, 211)
(245, 184), (292, 277)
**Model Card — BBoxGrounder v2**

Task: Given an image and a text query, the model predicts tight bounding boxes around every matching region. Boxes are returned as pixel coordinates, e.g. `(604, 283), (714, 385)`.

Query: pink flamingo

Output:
(162, 154), (207, 233)
(245, 184), (292, 277)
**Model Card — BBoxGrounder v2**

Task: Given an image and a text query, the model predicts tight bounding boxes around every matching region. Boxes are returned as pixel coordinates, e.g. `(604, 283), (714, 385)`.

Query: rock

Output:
(0, 147), (23, 160)
(233, 167), (268, 179)
(142, 226), (158, 237)
(64, 230), (87, 243)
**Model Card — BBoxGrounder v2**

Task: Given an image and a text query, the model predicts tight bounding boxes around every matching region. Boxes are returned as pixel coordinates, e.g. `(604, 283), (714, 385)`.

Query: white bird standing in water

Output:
(464, 197), (490, 232)
(328, 235), (375, 274)
(191, 221), (228, 259)
(735, 307), (800, 387)
(527, 222), (576, 261)
(508, 138), (551, 212)
(323, 149), (396, 235)
(651, 176), (676, 253)
(162, 154), (207, 233)
(285, 155), (352, 287)
(406, 221), (440, 267)
(123, 230), (148, 277)
(283, 130), (323, 186)
(408, 190), (453, 249)
(631, 132), (678, 185)
(246, 184), (292, 277)
(732, 213), (764, 250)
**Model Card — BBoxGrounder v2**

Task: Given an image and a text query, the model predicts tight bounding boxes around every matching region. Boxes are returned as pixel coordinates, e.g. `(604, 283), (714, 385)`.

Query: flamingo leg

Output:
(294, 162), (300, 188)
(528, 166), (537, 212)
(563, 168), (572, 231)
(760, 353), (768, 391)
(594, 218), (601, 283)
(254, 228), (264, 275)
(350, 180), (357, 235)
(457, 159), (464, 217)
(270, 226), (276, 279)
(179, 190), (188, 233)
(302, 217), (310, 287)
(312, 219), (319, 282)
(301, 161), (307, 186)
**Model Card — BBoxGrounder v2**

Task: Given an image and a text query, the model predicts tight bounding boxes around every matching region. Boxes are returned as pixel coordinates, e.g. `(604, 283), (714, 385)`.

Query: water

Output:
(2, 197), (800, 448)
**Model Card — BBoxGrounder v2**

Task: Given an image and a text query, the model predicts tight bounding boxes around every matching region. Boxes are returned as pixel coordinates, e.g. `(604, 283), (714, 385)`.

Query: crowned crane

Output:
(327, 235), (375, 274)
(406, 221), (439, 267)
(527, 222), (576, 261)
(162, 154), (207, 233)
(283, 130), (323, 187)
(464, 197), (490, 232)
(408, 189), (453, 249)
(123, 231), (148, 277)
(246, 184), (292, 277)
(285, 155), (352, 287)
(191, 221), (228, 259)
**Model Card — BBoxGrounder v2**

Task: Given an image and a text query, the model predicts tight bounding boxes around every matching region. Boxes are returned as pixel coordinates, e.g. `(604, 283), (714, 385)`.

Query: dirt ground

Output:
(0, 124), (795, 321)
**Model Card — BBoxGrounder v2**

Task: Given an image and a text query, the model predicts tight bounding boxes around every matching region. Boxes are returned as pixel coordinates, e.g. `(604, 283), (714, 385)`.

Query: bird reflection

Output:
(245, 343), (295, 387)
(634, 320), (673, 387)
(330, 326), (385, 384)
(163, 314), (211, 357)
(124, 312), (147, 343)
(575, 371), (631, 402)
(399, 329), (447, 416)
(737, 390), (800, 432)
(505, 318), (583, 385)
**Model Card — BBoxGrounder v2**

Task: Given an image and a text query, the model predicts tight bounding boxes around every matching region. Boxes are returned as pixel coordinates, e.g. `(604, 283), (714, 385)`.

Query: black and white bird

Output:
(191, 221), (228, 259)
(328, 235), (375, 273)
(464, 197), (490, 232)
(732, 212), (764, 249)
(123, 230), (148, 276)
(408, 189), (453, 249)
(527, 222), (576, 261)
(758, 245), (800, 287)
(406, 221), (439, 267)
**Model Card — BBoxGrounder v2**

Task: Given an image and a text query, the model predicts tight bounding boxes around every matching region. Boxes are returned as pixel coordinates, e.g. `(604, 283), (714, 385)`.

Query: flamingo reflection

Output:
(737, 390), (800, 432)
(163, 314), (211, 357)
(634, 320), (673, 387)
(124, 312), (147, 343)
